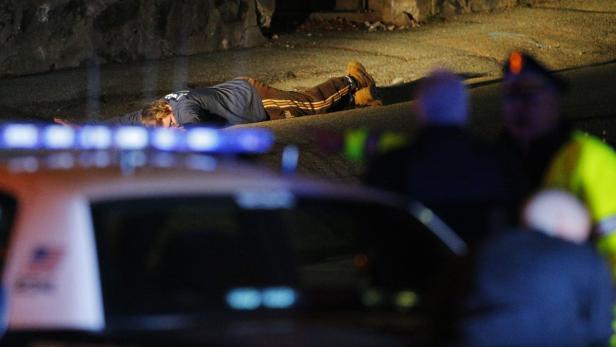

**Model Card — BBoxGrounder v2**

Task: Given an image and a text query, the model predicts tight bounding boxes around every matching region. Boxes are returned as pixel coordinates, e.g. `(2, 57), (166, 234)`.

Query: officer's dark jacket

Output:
(364, 125), (510, 246)
(498, 122), (572, 207)
(459, 230), (613, 347)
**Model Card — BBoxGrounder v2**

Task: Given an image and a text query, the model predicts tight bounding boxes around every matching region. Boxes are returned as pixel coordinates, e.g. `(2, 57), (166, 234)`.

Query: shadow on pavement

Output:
(379, 72), (490, 106)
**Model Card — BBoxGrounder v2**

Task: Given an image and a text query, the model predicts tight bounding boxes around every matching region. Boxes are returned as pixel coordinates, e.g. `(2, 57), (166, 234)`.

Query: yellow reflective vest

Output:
(343, 127), (410, 161)
(544, 131), (616, 267)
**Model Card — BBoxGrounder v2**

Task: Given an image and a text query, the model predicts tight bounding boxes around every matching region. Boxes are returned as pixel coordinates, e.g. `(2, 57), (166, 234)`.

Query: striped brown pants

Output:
(245, 77), (355, 120)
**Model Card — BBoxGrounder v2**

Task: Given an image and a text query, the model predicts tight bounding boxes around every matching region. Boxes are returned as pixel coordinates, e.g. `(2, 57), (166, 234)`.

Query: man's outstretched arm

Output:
(54, 110), (142, 127)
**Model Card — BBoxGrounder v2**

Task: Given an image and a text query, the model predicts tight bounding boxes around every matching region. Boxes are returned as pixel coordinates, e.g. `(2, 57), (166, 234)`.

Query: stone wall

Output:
(0, 0), (268, 77)
(367, 0), (543, 25)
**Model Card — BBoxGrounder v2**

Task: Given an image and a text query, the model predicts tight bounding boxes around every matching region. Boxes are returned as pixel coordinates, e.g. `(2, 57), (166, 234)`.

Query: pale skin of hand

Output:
(53, 117), (81, 129)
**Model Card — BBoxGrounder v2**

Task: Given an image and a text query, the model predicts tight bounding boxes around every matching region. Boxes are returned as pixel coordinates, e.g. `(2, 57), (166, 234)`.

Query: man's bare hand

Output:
(53, 117), (78, 128)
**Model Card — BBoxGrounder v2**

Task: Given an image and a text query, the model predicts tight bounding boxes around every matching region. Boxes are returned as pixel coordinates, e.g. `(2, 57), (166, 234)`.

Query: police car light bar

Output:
(4, 124), (39, 148)
(44, 125), (76, 149)
(0, 123), (274, 154)
(79, 126), (112, 149)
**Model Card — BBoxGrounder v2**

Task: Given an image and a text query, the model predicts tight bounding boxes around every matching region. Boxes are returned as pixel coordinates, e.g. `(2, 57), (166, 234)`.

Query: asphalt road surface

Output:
(237, 61), (616, 182)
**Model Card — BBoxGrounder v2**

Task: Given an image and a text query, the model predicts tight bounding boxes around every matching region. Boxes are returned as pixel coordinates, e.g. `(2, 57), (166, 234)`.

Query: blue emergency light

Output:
(115, 126), (149, 150)
(3, 124), (39, 148)
(43, 125), (76, 149)
(151, 128), (180, 151)
(0, 123), (275, 154)
(186, 128), (220, 151)
(79, 126), (112, 149)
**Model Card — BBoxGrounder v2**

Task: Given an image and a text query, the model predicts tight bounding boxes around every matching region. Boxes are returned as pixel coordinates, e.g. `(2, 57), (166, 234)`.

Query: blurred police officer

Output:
(458, 190), (613, 347)
(500, 51), (616, 272)
(364, 69), (508, 246)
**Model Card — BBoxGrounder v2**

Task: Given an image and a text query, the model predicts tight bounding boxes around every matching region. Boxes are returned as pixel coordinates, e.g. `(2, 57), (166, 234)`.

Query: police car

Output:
(0, 123), (465, 346)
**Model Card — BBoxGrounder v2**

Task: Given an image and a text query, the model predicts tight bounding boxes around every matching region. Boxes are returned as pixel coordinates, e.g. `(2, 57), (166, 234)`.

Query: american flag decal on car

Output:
(27, 246), (64, 273)
(15, 245), (64, 292)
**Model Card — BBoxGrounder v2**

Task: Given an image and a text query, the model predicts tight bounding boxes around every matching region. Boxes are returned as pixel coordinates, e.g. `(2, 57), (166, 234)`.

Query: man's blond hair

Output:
(141, 99), (171, 126)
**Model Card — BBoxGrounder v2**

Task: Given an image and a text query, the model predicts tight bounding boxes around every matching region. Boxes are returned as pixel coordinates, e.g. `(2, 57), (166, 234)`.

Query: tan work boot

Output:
(354, 85), (382, 107)
(347, 61), (375, 89)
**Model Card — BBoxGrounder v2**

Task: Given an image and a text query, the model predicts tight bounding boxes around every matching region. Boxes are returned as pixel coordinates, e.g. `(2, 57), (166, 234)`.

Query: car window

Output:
(91, 197), (295, 317)
(91, 195), (453, 318)
(283, 199), (455, 292)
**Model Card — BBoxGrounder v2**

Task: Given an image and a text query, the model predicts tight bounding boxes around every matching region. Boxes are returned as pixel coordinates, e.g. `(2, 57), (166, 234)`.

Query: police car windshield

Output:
(91, 195), (453, 320)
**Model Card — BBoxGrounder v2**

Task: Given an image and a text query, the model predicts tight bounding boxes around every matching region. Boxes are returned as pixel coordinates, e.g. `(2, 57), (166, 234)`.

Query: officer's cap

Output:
(503, 51), (568, 92)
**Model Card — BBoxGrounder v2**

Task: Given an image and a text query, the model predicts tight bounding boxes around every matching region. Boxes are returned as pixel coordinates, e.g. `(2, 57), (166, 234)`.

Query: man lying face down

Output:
(56, 61), (382, 128)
